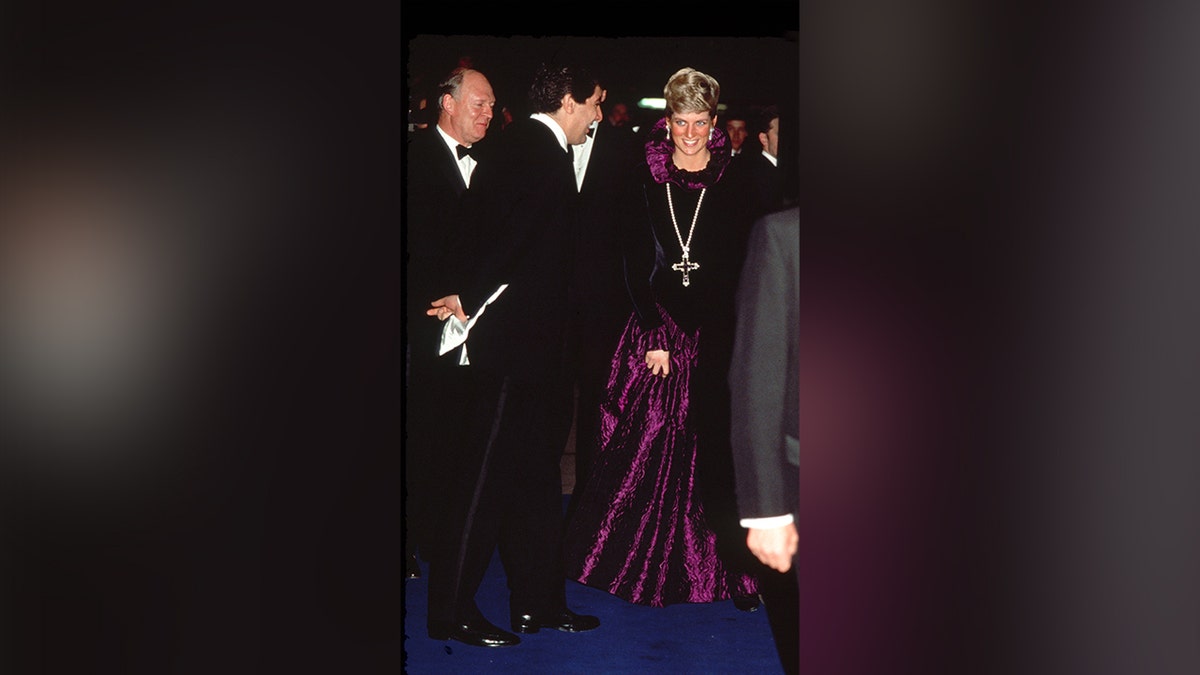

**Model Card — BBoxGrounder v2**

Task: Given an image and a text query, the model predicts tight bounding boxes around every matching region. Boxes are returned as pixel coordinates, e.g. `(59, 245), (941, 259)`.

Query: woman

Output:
(564, 68), (760, 608)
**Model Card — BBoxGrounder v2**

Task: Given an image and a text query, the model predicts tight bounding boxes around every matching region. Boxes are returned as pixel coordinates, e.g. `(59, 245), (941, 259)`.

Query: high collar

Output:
(530, 113), (570, 153)
(644, 117), (732, 189)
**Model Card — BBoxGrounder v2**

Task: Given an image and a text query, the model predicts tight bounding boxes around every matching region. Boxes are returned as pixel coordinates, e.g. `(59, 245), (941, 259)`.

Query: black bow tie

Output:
(456, 144), (474, 160)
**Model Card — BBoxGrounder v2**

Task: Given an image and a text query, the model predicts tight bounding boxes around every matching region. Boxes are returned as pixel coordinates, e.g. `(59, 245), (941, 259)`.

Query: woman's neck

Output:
(672, 148), (711, 173)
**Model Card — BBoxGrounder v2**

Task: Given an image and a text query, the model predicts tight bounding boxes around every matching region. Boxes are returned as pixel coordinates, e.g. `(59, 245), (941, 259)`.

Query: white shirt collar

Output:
(435, 125), (468, 156)
(531, 113), (570, 153)
(763, 150), (778, 167)
(435, 124), (476, 187)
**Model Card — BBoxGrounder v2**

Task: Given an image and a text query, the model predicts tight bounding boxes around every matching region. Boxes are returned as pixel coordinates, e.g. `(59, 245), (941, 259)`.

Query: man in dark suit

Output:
(732, 104), (785, 221)
(729, 206), (800, 675)
(404, 66), (496, 580)
(425, 62), (604, 648)
(724, 106), (751, 158)
(565, 88), (644, 516)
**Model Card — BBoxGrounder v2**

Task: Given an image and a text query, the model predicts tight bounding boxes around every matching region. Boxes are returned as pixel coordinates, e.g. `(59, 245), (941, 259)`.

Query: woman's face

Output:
(668, 110), (715, 159)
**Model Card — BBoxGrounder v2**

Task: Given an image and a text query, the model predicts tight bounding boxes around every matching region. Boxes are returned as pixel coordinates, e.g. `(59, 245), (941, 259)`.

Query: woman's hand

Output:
(645, 349), (670, 377)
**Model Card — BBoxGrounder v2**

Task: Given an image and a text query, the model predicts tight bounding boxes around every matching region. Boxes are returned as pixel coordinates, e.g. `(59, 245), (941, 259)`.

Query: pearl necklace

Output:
(666, 183), (705, 287)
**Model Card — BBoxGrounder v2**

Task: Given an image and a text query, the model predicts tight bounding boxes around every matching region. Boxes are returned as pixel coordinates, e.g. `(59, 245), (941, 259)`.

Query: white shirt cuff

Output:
(740, 514), (795, 529)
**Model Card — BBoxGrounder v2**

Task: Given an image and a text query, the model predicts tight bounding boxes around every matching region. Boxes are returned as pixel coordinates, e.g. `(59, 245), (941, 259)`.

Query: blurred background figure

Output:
(605, 100), (633, 129)
(723, 106), (750, 157)
(498, 105), (515, 130)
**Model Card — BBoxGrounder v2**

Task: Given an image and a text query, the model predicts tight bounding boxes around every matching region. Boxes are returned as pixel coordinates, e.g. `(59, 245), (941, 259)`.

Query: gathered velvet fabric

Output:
(563, 303), (759, 607)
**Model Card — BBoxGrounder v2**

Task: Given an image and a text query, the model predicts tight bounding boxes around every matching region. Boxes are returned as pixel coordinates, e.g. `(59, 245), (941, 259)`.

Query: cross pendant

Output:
(671, 254), (700, 287)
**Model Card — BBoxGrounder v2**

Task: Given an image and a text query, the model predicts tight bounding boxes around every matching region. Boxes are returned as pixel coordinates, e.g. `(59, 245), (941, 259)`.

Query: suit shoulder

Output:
(406, 128), (447, 162)
(752, 207), (800, 245)
(759, 206), (799, 229)
(407, 127), (439, 149)
(493, 118), (543, 143)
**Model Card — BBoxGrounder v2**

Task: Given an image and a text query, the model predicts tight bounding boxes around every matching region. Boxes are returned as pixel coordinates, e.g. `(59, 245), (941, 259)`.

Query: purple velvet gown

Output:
(563, 303), (760, 607)
(564, 116), (760, 607)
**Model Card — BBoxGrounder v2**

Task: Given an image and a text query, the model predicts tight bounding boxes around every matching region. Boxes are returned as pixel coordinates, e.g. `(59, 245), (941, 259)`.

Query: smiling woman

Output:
(563, 65), (764, 610)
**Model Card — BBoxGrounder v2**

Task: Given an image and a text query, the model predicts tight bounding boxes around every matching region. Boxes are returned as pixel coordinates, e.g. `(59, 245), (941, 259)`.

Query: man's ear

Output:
(760, 132), (769, 149)
(560, 94), (575, 114)
(441, 93), (455, 114)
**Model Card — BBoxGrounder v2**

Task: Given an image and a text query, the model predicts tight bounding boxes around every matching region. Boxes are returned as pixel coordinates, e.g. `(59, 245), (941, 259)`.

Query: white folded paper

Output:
(438, 284), (507, 365)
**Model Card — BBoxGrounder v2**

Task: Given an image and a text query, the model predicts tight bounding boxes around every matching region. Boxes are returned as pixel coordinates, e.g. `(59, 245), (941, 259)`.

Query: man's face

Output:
(725, 119), (748, 151)
(444, 71), (495, 145)
(610, 103), (630, 126)
(761, 117), (779, 158)
(564, 85), (603, 145)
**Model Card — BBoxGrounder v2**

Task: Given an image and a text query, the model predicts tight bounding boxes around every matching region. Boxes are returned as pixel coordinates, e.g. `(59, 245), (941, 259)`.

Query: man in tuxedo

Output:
(404, 66), (495, 580)
(425, 61), (604, 648)
(729, 206), (800, 675)
(565, 87), (643, 517)
(732, 104), (785, 220)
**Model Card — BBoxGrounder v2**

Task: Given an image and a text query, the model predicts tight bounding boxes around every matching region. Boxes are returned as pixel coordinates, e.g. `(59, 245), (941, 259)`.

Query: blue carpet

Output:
(402, 505), (785, 674)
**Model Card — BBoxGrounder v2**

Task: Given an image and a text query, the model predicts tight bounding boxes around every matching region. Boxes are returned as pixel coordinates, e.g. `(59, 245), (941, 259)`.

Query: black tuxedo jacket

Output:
(729, 207), (800, 521)
(731, 149), (785, 223)
(571, 122), (644, 325)
(405, 126), (488, 359)
(453, 117), (580, 373)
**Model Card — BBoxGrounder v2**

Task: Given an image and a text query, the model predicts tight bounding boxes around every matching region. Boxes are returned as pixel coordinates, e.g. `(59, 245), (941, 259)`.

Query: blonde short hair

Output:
(663, 67), (720, 117)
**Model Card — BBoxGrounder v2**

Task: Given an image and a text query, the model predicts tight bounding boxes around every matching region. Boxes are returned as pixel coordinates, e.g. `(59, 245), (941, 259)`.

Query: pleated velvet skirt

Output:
(564, 305), (759, 607)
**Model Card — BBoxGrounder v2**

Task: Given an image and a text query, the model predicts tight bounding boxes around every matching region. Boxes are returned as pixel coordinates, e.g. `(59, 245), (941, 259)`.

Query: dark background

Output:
(404, 34), (800, 125)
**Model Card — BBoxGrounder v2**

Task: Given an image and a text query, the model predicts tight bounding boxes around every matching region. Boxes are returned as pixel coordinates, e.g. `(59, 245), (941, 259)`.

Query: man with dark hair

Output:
(424, 61), (604, 648)
(734, 104), (785, 219)
(724, 106), (750, 157)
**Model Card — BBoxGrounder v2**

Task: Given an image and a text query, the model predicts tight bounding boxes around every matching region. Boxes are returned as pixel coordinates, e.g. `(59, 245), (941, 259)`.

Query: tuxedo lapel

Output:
(436, 140), (468, 196)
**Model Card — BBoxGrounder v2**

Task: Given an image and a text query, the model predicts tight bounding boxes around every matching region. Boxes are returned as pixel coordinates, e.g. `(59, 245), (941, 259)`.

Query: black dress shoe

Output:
(510, 607), (600, 634)
(428, 618), (521, 647)
(733, 593), (761, 612)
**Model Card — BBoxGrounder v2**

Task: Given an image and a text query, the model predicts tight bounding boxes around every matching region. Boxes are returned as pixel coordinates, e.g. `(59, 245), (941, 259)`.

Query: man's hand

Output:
(645, 349), (670, 377)
(746, 523), (797, 573)
(427, 295), (468, 322)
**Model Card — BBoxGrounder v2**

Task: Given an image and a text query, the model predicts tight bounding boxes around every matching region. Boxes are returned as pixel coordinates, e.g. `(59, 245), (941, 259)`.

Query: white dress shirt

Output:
(435, 125), (477, 187)
(571, 122), (598, 191)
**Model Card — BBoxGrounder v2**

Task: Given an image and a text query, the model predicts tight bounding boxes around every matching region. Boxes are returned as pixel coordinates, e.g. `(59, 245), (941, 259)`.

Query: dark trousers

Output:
(404, 335), (474, 563)
(426, 366), (575, 628)
(761, 562), (800, 675)
(693, 352), (763, 579)
(762, 463), (800, 675)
